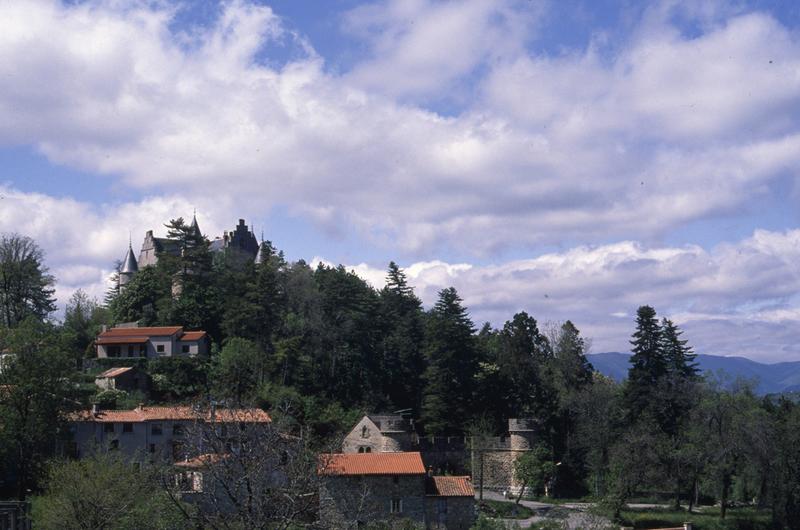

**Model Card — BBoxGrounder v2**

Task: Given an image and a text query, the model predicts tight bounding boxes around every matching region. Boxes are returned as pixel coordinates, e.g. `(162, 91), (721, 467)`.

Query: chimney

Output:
(91, 403), (99, 415)
(101, 325), (107, 333)
(136, 403), (144, 411)
(427, 466), (433, 478)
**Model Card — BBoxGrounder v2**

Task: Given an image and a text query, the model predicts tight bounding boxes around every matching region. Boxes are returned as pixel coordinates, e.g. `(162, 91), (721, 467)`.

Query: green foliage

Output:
(32, 452), (190, 530)
(515, 443), (559, 500)
(422, 287), (479, 434)
(0, 319), (80, 498)
(62, 289), (111, 359)
(470, 514), (514, 530)
(0, 233), (56, 327)
(478, 499), (535, 519)
(212, 337), (265, 404)
(148, 357), (209, 402)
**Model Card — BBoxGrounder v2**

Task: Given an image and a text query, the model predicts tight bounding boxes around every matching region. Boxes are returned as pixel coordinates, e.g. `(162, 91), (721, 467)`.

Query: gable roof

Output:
(319, 452), (426, 476)
(70, 406), (271, 424)
(426, 476), (474, 497)
(99, 326), (183, 339)
(96, 367), (134, 378)
(180, 331), (207, 341)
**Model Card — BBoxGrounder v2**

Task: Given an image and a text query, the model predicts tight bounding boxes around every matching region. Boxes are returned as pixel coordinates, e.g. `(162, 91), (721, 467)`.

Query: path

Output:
(476, 491), (611, 529)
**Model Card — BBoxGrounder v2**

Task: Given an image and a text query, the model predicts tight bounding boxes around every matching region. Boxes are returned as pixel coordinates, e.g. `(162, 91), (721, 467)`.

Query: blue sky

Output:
(2, 0), (800, 361)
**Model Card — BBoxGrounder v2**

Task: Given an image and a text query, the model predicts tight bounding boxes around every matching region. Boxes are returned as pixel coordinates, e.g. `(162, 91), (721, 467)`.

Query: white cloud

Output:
(343, 229), (800, 362)
(0, 1), (798, 257)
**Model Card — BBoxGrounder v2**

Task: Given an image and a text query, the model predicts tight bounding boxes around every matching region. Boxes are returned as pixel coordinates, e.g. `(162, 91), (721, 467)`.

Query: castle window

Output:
(390, 499), (402, 513)
(365, 447), (371, 453)
(361, 426), (369, 438)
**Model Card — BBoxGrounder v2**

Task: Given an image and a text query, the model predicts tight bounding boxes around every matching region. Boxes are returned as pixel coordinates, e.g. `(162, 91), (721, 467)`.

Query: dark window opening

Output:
(104, 423), (115, 434)
(182, 344), (190, 353)
(151, 423), (163, 436)
(156, 344), (165, 353)
(122, 423), (133, 433)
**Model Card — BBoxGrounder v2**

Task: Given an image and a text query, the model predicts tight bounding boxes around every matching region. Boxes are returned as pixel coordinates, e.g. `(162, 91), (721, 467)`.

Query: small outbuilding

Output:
(94, 366), (149, 393)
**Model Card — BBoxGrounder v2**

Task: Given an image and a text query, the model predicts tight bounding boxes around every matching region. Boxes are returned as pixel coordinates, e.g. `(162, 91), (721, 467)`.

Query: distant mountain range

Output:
(588, 352), (800, 395)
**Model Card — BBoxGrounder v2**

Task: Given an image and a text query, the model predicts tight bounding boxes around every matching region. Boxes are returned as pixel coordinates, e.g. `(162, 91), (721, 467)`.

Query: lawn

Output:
(616, 506), (771, 530)
(478, 499), (535, 519)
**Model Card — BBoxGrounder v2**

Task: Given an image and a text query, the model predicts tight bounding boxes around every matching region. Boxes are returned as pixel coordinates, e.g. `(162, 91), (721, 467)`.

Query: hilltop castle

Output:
(118, 215), (261, 290)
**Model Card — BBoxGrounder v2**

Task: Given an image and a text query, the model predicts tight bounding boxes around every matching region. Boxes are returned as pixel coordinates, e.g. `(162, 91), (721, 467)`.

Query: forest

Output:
(1, 222), (800, 529)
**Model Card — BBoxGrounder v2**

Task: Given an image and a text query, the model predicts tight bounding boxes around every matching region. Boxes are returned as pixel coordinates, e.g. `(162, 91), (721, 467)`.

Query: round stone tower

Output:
(118, 242), (139, 290)
(379, 416), (412, 452)
(508, 418), (537, 451)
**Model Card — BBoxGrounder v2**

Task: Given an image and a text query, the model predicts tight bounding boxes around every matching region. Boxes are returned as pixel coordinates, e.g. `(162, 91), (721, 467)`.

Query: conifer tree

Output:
(625, 305), (666, 421)
(660, 318), (698, 379)
(379, 262), (425, 411)
(421, 287), (479, 434)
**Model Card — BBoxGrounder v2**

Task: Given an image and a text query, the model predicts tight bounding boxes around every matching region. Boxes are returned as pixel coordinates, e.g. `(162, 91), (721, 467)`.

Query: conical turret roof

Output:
(121, 243), (138, 274)
(189, 212), (201, 236)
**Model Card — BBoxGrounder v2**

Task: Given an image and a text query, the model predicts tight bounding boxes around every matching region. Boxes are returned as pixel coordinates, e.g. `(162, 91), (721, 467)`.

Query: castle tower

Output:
(118, 241), (139, 290)
(508, 418), (537, 451)
(374, 415), (412, 452)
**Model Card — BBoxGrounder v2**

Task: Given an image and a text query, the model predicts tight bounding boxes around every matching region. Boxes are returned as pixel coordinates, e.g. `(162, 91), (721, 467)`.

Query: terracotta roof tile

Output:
(69, 406), (271, 424)
(180, 331), (207, 341)
(426, 476), (474, 497)
(174, 453), (229, 468)
(97, 367), (134, 378)
(319, 452), (426, 476)
(99, 326), (183, 338)
(96, 337), (149, 345)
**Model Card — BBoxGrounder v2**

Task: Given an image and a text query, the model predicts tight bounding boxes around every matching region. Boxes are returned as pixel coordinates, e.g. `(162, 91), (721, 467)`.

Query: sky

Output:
(2, 0), (800, 362)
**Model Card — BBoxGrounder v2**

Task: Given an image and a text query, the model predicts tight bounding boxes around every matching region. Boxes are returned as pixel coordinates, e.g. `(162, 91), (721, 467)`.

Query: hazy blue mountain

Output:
(588, 352), (800, 395)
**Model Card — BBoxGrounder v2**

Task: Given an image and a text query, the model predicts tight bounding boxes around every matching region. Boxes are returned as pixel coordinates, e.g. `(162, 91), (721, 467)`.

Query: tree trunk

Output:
(721, 472), (731, 519)
(516, 481), (527, 505)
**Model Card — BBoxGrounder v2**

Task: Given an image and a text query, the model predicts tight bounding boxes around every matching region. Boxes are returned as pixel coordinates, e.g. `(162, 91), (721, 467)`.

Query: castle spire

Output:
(190, 209), (201, 237)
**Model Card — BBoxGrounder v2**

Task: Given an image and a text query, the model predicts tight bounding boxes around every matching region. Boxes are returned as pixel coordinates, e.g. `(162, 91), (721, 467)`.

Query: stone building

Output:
(94, 366), (149, 393)
(471, 418), (538, 494)
(318, 452), (427, 528)
(95, 325), (208, 358)
(342, 414), (414, 454)
(425, 476), (475, 530)
(68, 405), (271, 464)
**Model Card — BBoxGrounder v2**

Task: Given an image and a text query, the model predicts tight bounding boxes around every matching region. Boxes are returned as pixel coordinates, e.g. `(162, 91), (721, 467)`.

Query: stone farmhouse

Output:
(318, 452), (474, 529)
(95, 325), (209, 358)
(94, 366), (150, 393)
(342, 414), (538, 494)
(67, 405), (271, 464)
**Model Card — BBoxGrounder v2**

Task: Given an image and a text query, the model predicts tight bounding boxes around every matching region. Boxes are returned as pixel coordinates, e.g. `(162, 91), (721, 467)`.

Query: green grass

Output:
(478, 499), (535, 519)
(617, 506), (770, 530)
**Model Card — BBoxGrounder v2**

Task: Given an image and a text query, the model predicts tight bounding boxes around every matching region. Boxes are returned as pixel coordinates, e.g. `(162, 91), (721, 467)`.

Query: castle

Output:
(341, 415), (539, 494)
(118, 215), (261, 289)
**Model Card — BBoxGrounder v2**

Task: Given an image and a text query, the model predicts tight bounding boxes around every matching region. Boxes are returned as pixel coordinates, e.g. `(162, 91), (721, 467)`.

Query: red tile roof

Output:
(70, 406), (271, 424)
(96, 337), (148, 345)
(97, 367), (134, 378)
(180, 331), (207, 341)
(174, 453), (229, 469)
(319, 452), (426, 476)
(99, 326), (183, 338)
(426, 476), (474, 497)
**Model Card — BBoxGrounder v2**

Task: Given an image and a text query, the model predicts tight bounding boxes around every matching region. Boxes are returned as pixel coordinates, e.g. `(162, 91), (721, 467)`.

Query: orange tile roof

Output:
(180, 331), (207, 341)
(97, 367), (134, 378)
(70, 406), (271, 424)
(174, 453), (229, 469)
(99, 326), (183, 338)
(426, 476), (474, 497)
(319, 452), (426, 476)
(96, 336), (148, 345)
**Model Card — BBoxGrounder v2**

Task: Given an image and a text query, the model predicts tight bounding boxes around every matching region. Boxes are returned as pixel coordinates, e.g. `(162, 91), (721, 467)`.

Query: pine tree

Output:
(660, 318), (698, 379)
(421, 287), (479, 434)
(0, 234), (56, 327)
(378, 262), (425, 412)
(625, 305), (666, 421)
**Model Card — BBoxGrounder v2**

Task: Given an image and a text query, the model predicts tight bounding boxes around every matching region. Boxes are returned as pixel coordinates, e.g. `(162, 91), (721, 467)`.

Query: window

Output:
(182, 344), (190, 353)
(172, 424), (184, 436)
(122, 423), (133, 433)
(361, 425), (369, 438)
(365, 447), (371, 453)
(151, 423), (163, 436)
(108, 346), (120, 357)
(127, 345), (135, 356)
(156, 344), (165, 353)
(390, 499), (402, 514)
(139, 344), (147, 356)
(104, 423), (115, 434)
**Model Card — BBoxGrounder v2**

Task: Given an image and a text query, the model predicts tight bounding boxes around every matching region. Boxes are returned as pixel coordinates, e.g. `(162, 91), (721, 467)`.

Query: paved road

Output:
(476, 491), (612, 529)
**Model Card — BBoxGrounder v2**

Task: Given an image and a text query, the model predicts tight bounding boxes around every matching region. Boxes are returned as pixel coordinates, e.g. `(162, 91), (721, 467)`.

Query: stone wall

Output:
(425, 496), (474, 530)
(319, 475), (426, 528)
(471, 449), (530, 493)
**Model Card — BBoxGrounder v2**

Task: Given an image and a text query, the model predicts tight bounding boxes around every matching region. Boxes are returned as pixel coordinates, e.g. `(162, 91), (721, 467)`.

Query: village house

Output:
(95, 325), (209, 358)
(94, 366), (149, 393)
(425, 476), (475, 530)
(318, 452), (475, 529)
(68, 405), (271, 463)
